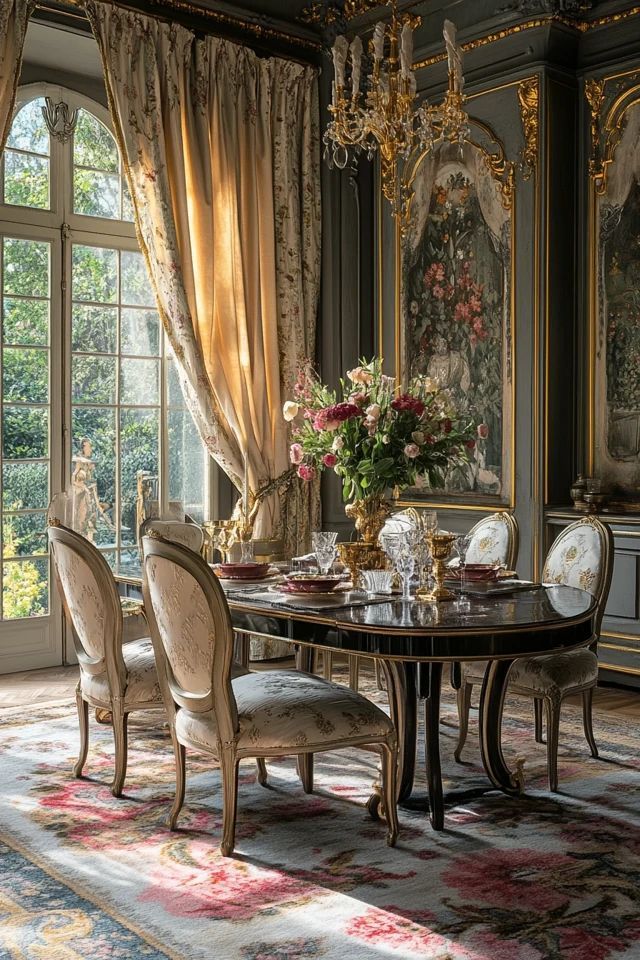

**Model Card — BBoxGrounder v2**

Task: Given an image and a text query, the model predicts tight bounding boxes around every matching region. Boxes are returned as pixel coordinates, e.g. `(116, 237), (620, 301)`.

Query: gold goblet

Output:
(417, 531), (457, 602)
(338, 541), (387, 590)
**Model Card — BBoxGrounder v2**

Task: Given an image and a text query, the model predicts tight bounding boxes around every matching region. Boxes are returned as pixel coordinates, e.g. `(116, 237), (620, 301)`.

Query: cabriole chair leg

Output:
(220, 751), (239, 857)
(534, 697), (544, 743)
(582, 686), (599, 758)
(297, 753), (314, 794)
(544, 696), (561, 792)
(111, 706), (128, 798)
(256, 758), (268, 786)
(169, 737), (186, 830)
(381, 741), (399, 847)
(74, 688), (89, 778)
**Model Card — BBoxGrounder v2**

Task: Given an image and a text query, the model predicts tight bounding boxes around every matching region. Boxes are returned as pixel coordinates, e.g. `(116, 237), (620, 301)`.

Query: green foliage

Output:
(3, 150), (49, 209)
(2, 407), (48, 459)
(2, 347), (48, 403)
(73, 245), (117, 303)
(74, 110), (118, 172)
(3, 298), (49, 346)
(6, 99), (48, 154)
(2, 462), (49, 512)
(72, 355), (116, 404)
(2, 521), (48, 619)
(3, 238), (49, 297)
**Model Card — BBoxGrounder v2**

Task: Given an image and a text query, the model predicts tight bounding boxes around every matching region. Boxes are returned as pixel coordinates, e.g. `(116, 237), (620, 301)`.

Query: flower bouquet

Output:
(283, 358), (475, 545)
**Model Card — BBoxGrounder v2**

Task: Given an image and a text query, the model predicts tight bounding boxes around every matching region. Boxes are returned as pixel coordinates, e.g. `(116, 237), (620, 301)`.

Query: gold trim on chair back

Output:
(542, 516), (613, 639)
(466, 511), (519, 569)
(139, 519), (204, 554)
(48, 524), (126, 692)
(142, 535), (238, 746)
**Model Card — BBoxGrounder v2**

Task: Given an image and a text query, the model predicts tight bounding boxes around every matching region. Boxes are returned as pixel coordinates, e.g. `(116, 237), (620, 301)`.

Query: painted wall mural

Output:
(400, 141), (513, 502)
(594, 99), (640, 496)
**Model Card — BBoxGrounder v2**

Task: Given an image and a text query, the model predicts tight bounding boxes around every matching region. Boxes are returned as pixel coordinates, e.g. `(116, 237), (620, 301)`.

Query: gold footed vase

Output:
(338, 495), (389, 588)
(416, 531), (457, 602)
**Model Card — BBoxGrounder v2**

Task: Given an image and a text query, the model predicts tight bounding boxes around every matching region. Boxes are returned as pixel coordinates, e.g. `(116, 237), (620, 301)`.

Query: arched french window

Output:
(0, 85), (207, 669)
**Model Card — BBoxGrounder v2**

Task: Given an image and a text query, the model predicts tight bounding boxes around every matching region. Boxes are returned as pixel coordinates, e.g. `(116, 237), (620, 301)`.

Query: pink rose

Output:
(465, 439), (476, 449)
(297, 464), (316, 481)
(323, 453), (337, 468)
(289, 443), (303, 465)
(404, 443), (420, 458)
(477, 423), (489, 439)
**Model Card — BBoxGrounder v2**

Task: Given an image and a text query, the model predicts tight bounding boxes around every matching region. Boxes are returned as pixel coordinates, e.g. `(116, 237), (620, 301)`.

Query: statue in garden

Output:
(71, 438), (110, 541)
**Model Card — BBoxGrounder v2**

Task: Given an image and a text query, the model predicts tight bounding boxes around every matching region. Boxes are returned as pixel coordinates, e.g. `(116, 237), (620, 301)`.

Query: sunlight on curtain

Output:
(86, 2), (321, 552)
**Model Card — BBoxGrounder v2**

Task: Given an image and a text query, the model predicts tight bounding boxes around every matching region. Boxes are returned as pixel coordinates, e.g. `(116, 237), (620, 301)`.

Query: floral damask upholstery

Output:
(51, 541), (106, 662)
(508, 649), (599, 696)
(542, 524), (603, 593)
(81, 638), (162, 706)
(141, 520), (203, 554)
(466, 513), (516, 567)
(145, 555), (213, 695)
(175, 670), (393, 754)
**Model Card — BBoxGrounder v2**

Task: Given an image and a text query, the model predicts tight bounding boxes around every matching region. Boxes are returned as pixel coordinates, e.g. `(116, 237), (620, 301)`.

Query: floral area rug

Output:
(1, 679), (639, 960)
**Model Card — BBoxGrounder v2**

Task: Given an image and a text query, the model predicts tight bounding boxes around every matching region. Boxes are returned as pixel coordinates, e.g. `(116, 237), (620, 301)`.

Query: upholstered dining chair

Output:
(455, 516), (613, 791)
(48, 522), (163, 796)
(141, 534), (399, 856)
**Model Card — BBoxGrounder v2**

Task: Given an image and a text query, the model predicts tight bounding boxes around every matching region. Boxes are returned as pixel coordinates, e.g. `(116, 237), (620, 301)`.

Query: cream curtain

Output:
(85, 2), (321, 552)
(0, 0), (34, 151)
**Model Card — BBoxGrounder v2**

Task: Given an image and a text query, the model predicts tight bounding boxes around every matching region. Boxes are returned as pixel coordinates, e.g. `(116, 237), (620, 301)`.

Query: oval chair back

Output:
(466, 511), (519, 569)
(542, 516), (614, 641)
(141, 534), (238, 746)
(48, 522), (126, 694)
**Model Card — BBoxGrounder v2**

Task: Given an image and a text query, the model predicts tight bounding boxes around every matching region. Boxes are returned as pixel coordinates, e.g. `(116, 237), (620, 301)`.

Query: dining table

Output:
(114, 561), (596, 831)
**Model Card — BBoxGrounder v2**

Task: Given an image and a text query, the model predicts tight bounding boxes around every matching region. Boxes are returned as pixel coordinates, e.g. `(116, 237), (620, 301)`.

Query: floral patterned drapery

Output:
(85, 2), (321, 553)
(0, 0), (35, 151)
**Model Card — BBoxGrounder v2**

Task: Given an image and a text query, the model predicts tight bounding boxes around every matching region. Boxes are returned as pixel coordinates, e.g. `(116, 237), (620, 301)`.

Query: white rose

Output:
(332, 436), (344, 451)
(365, 403), (381, 421)
(282, 400), (299, 421)
(382, 434), (390, 444)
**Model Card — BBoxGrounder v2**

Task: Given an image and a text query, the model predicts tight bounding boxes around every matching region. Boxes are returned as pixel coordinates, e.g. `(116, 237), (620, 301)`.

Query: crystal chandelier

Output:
(324, 2), (470, 233)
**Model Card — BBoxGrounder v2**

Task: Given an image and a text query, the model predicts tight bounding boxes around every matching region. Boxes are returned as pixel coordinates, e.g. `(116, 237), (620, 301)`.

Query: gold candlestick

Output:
(417, 532), (457, 602)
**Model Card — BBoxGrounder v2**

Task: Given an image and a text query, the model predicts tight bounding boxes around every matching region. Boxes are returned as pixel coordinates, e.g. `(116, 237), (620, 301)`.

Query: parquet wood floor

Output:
(0, 663), (639, 715)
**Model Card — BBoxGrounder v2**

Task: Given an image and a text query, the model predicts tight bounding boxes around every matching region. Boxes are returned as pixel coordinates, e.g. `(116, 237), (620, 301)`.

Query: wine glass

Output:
(312, 531), (338, 575)
(395, 539), (416, 601)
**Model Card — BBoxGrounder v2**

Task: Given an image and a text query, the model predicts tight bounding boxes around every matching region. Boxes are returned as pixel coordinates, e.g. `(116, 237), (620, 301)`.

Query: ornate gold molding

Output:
(300, 0), (382, 24)
(517, 76), (539, 179)
(413, 8), (640, 71)
(584, 77), (606, 187)
(37, 0), (322, 55)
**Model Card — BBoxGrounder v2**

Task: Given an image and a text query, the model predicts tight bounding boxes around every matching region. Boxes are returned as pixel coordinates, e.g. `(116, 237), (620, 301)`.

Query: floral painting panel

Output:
(401, 145), (512, 502)
(595, 100), (640, 496)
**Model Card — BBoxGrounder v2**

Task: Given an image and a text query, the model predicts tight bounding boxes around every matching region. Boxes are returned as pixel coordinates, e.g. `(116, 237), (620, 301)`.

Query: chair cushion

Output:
(466, 516), (512, 566)
(175, 669), (393, 754)
(508, 648), (598, 696)
(81, 638), (162, 707)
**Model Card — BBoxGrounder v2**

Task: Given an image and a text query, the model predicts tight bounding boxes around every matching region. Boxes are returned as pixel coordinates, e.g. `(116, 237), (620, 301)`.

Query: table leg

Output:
(295, 644), (315, 792)
(423, 662), (444, 830)
(479, 658), (525, 794)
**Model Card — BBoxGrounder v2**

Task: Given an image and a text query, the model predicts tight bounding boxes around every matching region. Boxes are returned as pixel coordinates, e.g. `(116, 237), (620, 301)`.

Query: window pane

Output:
(2, 347), (48, 403)
(167, 352), (184, 406)
(3, 150), (49, 209)
(71, 410), (116, 547)
(2, 407), (48, 459)
(74, 169), (120, 219)
(72, 355), (116, 404)
(120, 408), (159, 546)
(2, 557), (48, 619)
(2, 512), (47, 557)
(168, 408), (205, 522)
(73, 110), (118, 172)
(72, 305), (117, 354)
(2, 462), (49, 511)
(3, 238), (49, 298)
(121, 251), (154, 306)
(121, 308), (159, 356)
(7, 99), (49, 154)
(72, 245), (117, 303)
(120, 357), (159, 405)
(3, 298), (49, 346)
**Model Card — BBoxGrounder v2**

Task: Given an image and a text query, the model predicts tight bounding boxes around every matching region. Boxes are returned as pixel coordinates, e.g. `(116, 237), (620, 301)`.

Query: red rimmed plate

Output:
(214, 562), (271, 581)
(281, 574), (344, 594)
